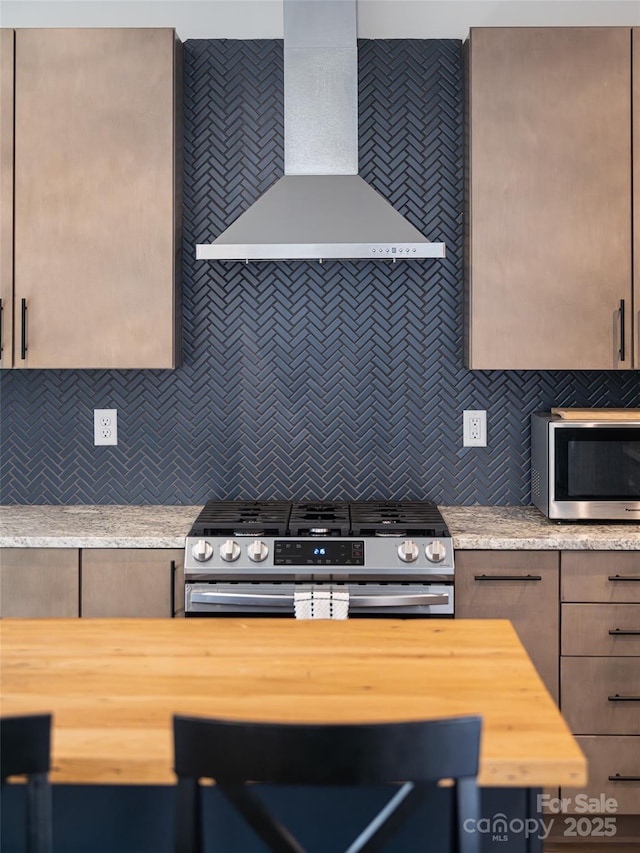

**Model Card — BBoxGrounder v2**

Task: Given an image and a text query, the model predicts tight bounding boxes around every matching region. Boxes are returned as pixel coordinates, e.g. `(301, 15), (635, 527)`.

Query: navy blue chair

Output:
(1, 714), (53, 853)
(173, 714), (481, 853)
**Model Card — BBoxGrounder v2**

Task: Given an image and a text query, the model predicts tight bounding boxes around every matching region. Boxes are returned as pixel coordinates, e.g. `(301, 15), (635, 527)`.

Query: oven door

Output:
(185, 581), (454, 617)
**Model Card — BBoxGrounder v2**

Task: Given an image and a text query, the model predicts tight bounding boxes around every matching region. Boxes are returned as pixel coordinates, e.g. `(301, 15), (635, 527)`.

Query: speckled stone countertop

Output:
(0, 504), (639, 549)
(440, 506), (640, 550)
(0, 505), (202, 548)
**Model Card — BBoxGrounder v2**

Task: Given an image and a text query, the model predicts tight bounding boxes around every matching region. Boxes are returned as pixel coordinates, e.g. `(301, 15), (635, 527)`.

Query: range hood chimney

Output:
(196, 0), (445, 262)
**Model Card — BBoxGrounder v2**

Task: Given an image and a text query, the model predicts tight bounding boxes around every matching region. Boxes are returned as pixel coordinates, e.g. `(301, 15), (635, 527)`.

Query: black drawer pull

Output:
(170, 560), (176, 618)
(608, 575), (640, 582)
(608, 774), (640, 782)
(474, 574), (542, 582)
(619, 298), (626, 362)
(20, 298), (27, 359)
(609, 628), (640, 636)
(608, 694), (640, 702)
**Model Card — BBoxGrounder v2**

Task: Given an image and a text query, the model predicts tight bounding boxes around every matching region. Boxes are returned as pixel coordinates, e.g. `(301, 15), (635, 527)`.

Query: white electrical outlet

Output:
(463, 410), (487, 447)
(94, 409), (118, 446)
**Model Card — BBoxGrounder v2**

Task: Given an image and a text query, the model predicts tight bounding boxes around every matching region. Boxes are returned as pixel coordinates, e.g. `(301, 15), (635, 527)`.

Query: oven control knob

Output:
(398, 540), (419, 563)
(219, 539), (241, 562)
(247, 540), (268, 562)
(425, 541), (447, 563)
(192, 539), (213, 562)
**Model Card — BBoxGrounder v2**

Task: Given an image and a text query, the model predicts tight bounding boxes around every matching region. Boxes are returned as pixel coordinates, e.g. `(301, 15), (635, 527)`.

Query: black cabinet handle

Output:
(609, 628), (640, 636)
(608, 774), (640, 782)
(0, 297), (3, 355)
(474, 574), (542, 582)
(170, 560), (176, 618)
(20, 298), (27, 360)
(619, 299), (625, 362)
(608, 575), (640, 582)
(608, 694), (640, 702)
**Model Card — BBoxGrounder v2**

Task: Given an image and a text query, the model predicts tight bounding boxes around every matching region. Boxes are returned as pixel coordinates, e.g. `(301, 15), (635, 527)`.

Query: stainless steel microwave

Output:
(531, 413), (640, 521)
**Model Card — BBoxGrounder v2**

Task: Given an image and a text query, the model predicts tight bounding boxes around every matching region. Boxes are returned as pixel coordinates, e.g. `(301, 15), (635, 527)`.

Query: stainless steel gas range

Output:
(184, 501), (454, 617)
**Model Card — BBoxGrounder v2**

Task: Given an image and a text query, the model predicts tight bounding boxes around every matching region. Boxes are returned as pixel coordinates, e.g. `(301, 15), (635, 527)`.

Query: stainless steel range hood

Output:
(196, 0), (445, 262)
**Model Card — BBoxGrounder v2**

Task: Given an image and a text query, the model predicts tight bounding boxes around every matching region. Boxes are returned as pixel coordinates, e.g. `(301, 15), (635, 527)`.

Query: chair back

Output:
(1, 714), (53, 853)
(173, 714), (481, 853)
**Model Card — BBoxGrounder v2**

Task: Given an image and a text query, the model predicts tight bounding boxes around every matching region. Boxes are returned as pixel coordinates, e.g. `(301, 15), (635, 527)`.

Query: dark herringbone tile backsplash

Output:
(1, 39), (638, 505)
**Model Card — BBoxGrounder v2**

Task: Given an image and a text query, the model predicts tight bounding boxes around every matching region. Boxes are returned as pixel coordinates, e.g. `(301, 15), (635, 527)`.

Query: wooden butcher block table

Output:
(0, 617), (586, 790)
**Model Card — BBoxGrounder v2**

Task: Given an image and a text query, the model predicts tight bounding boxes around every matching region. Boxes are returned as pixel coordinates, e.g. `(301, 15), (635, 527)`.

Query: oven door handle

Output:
(189, 591), (451, 608)
(349, 593), (450, 608)
(190, 591), (294, 607)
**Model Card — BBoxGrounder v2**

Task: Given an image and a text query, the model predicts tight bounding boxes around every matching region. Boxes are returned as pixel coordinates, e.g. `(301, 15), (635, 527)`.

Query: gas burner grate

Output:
(190, 501), (292, 537)
(189, 499), (449, 538)
(349, 501), (449, 538)
(289, 501), (351, 537)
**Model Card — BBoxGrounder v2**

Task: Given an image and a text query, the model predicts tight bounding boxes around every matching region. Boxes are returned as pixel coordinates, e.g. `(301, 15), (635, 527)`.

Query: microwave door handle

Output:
(350, 593), (450, 608)
(190, 591), (294, 607)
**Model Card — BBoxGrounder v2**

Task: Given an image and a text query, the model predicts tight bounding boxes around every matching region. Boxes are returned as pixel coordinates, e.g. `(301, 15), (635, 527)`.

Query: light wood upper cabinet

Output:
(0, 30), (14, 369)
(2, 28), (182, 369)
(634, 28), (640, 369)
(465, 27), (633, 370)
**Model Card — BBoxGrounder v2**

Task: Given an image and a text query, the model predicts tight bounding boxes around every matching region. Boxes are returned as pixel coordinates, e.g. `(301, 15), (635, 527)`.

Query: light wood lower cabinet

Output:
(562, 604), (640, 657)
(561, 657), (640, 735)
(560, 551), (640, 822)
(455, 550), (560, 702)
(0, 548), (79, 617)
(562, 551), (640, 604)
(81, 549), (184, 617)
(0, 547), (184, 617)
(563, 736), (640, 815)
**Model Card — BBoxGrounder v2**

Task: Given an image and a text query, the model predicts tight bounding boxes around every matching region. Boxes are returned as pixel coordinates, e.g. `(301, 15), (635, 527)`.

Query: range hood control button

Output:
(192, 539), (213, 562)
(220, 539), (241, 562)
(425, 541), (447, 563)
(247, 540), (268, 562)
(397, 540), (419, 563)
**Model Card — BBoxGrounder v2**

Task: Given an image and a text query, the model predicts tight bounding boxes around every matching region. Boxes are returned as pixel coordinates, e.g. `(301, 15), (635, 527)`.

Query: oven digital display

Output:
(274, 540), (365, 566)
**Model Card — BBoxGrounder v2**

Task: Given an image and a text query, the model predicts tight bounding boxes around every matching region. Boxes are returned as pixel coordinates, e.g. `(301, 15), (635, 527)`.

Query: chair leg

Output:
(454, 778), (480, 853)
(175, 778), (202, 853)
(26, 773), (53, 853)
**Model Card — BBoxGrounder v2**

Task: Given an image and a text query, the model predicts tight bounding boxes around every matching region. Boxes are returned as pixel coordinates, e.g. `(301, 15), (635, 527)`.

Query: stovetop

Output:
(185, 500), (454, 581)
(188, 500), (450, 539)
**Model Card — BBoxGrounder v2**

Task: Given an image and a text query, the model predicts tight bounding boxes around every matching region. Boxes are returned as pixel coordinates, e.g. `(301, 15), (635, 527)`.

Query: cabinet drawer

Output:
(562, 736), (640, 814)
(562, 604), (640, 656)
(562, 657), (640, 734)
(455, 551), (559, 701)
(562, 552), (640, 603)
